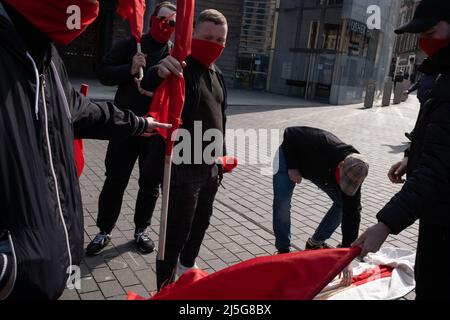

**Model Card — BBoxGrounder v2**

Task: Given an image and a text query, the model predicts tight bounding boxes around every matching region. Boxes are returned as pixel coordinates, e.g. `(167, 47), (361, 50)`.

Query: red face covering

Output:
(190, 38), (225, 68)
(4, 0), (99, 45)
(150, 14), (175, 44)
(419, 37), (450, 57)
(335, 166), (341, 183)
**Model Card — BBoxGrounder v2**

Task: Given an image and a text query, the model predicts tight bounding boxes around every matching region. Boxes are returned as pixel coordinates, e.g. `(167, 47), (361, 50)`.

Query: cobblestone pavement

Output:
(60, 95), (420, 301)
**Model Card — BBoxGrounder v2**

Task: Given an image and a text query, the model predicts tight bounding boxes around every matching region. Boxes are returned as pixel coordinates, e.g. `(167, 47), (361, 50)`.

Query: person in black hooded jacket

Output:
(87, 1), (177, 257)
(354, 0), (450, 300)
(0, 0), (170, 300)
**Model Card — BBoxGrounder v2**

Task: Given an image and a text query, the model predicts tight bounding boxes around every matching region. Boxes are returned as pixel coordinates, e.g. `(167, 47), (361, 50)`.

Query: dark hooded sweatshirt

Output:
(0, 2), (149, 299)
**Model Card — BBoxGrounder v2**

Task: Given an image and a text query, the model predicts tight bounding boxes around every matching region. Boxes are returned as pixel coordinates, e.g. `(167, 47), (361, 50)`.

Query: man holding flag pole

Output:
(87, 1), (177, 256)
(142, 4), (230, 290)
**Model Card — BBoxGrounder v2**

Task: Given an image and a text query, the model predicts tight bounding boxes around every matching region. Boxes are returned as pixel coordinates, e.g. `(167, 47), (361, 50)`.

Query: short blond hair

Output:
(197, 9), (227, 26)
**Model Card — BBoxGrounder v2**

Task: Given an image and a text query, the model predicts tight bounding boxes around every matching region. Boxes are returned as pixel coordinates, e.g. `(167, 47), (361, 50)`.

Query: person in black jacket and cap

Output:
(273, 127), (369, 253)
(86, 1), (177, 257)
(0, 0), (170, 300)
(353, 0), (450, 300)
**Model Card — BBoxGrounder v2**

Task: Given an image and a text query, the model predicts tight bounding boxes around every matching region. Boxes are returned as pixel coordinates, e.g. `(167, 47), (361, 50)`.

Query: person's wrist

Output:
(377, 221), (391, 235)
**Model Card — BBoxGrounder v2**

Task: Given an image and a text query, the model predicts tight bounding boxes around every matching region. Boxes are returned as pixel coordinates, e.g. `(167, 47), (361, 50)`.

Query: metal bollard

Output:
(382, 78), (393, 107)
(364, 81), (376, 108)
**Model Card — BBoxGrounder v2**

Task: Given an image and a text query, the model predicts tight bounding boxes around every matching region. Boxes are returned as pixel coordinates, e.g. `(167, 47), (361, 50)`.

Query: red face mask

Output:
(419, 37), (450, 57)
(4, 0), (99, 45)
(190, 38), (225, 68)
(150, 14), (175, 44)
(335, 166), (341, 183)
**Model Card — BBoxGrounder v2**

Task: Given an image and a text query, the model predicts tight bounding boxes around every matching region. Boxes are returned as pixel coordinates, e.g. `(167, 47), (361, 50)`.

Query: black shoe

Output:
(86, 232), (111, 256)
(305, 238), (332, 250)
(134, 229), (155, 254)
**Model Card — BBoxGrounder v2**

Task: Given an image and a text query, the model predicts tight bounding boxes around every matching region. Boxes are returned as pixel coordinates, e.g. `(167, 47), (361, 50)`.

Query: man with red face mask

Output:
(87, 2), (177, 257)
(143, 9), (229, 290)
(0, 0), (171, 299)
(353, 0), (450, 300)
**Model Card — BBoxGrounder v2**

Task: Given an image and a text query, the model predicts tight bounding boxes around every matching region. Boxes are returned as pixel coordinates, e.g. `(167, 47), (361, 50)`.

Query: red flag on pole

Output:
(145, 0), (195, 266)
(148, 0), (195, 154)
(116, 0), (146, 42)
(127, 248), (361, 300)
(117, 0), (146, 79)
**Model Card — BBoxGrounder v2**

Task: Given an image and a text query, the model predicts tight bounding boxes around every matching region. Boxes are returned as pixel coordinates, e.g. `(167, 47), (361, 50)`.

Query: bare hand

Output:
(288, 169), (302, 184)
(338, 264), (353, 287)
(388, 157), (408, 184)
(140, 117), (172, 137)
(352, 222), (391, 258)
(157, 55), (186, 79)
(131, 52), (147, 76)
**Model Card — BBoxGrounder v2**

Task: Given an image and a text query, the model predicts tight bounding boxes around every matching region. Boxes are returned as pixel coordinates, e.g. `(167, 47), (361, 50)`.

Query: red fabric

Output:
(4, 0), (99, 45)
(116, 0), (146, 42)
(419, 37), (450, 57)
(150, 14), (176, 44)
(335, 166), (340, 183)
(218, 156), (238, 173)
(190, 38), (225, 68)
(148, 0), (195, 155)
(128, 247), (361, 300)
(74, 84), (88, 178)
(351, 265), (393, 287)
(74, 140), (84, 178)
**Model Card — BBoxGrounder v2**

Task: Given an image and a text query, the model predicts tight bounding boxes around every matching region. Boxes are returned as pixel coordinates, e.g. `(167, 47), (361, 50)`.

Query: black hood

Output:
(0, 1), (51, 71)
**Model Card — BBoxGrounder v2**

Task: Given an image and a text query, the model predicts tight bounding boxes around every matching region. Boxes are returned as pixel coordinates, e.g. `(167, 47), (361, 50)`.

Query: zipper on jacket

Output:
(50, 61), (72, 124)
(40, 73), (73, 275)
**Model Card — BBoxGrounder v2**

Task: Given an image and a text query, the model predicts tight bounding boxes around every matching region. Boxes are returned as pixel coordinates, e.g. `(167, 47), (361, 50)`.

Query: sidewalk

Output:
(70, 77), (326, 108)
(59, 91), (420, 300)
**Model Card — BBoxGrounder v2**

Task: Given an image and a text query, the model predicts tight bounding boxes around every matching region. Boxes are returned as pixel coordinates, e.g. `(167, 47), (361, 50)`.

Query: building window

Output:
(327, 0), (343, 5)
(308, 21), (320, 49)
(323, 24), (340, 50)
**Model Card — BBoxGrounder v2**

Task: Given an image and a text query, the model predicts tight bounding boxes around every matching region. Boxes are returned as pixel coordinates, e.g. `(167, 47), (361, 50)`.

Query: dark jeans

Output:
(273, 149), (343, 251)
(156, 164), (219, 290)
(415, 221), (450, 300)
(97, 135), (165, 234)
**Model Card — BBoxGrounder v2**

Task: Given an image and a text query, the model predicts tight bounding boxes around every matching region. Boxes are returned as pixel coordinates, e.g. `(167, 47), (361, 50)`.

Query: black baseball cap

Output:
(395, 0), (450, 34)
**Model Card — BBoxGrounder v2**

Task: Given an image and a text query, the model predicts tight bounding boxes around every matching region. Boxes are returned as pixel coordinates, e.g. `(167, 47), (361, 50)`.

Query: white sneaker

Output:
(175, 260), (199, 281)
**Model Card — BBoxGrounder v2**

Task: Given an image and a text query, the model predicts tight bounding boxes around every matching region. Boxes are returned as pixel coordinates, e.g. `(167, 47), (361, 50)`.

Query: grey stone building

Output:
(59, 0), (244, 88)
(234, 0), (278, 90)
(392, 0), (425, 85)
(268, 0), (401, 104)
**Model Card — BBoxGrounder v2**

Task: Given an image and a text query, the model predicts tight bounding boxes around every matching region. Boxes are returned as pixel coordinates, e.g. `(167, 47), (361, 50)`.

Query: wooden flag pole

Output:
(157, 153), (173, 261)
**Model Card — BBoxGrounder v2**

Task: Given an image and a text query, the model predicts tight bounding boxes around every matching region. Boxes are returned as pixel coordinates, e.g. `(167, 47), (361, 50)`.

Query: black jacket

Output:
(377, 44), (450, 234)
(0, 4), (148, 299)
(281, 126), (362, 246)
(143, 56), (228, 158)
(281, 126), (358, 184)
(98, 34), (169, 116)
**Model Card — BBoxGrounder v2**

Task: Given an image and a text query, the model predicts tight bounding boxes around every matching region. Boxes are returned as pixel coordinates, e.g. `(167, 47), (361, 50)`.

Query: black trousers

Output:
(415, 221), (450, 300)
(97, 135), (165, 234)
(156, 164), (219, 290)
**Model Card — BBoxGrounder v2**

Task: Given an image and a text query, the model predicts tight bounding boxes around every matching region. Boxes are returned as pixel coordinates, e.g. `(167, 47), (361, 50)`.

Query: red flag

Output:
(128, 247), (361, 300)
(116, 0), (146, 42)
(148, 0), (195, 155)
(74, 84), (89, 178)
